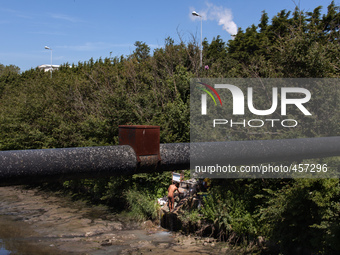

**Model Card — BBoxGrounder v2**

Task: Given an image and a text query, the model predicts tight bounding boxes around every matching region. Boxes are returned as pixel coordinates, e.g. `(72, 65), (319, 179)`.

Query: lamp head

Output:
(192, 11), (200, 17)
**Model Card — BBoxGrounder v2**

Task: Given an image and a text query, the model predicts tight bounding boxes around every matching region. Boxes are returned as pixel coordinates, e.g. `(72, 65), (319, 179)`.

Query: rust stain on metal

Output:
(119, 125), (161, 169)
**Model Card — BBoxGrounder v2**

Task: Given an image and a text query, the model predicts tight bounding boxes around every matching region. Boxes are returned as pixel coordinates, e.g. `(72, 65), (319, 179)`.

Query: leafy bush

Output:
(200, 191), (257, 242)
(258, 179), (340, 254)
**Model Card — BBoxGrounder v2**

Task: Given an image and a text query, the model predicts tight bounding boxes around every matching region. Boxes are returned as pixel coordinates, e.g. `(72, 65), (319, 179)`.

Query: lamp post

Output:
(44, 46), (53, 78)
(192, 11), (202, 67)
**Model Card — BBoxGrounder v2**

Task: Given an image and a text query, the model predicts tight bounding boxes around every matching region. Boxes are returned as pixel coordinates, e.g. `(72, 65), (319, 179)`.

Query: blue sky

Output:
(0, 0), (337, 72)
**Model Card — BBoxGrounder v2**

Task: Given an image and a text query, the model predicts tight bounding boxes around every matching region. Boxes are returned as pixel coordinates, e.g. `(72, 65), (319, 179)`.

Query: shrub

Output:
(124, 188), (160, 221)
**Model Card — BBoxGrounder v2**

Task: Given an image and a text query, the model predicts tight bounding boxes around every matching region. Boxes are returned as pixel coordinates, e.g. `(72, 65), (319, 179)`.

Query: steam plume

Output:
(190, 2), (237, 36)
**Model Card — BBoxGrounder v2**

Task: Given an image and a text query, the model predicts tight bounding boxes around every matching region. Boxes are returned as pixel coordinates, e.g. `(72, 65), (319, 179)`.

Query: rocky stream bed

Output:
(0, 186), (238, 255)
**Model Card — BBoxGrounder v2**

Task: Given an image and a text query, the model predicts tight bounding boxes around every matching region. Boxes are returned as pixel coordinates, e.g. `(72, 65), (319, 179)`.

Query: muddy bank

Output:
(0, 186), (238, 255)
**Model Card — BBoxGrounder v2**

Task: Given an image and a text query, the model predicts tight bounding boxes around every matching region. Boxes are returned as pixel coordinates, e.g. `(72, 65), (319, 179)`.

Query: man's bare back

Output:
(168, 183), (179, 212)
(168, 184), (178, 197)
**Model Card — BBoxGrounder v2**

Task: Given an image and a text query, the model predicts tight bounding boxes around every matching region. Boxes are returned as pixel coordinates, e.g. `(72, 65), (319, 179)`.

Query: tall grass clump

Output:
(124, 188), (160, 221)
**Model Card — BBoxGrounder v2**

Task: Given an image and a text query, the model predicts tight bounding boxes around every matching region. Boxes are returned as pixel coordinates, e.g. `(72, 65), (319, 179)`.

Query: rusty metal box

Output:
(118, 125), (160, 162)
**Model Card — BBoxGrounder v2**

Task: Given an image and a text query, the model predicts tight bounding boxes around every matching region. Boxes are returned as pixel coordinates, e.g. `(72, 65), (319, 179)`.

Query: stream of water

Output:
(0, 186), (229, 255)
(0, 239), (10, 255)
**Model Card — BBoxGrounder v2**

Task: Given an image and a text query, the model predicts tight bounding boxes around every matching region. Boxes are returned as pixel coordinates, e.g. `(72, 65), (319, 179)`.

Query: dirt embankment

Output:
(0, 186), (235, 255)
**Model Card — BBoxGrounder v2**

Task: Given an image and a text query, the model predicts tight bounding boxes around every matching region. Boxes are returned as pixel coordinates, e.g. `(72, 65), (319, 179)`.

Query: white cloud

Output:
(190, 2), (237, 36)
(49, 13), (82, 23)
(0, 8), (34, 19)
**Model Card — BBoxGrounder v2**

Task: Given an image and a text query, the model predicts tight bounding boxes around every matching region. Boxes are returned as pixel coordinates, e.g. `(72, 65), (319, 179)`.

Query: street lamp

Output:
(44, 46), (53, 78)
(192, 11), (202, 67)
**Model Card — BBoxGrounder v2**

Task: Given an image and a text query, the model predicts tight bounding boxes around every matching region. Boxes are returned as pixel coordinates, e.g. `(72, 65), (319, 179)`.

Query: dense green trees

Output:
(0, 2), (339, 254)
(0, 64), (20, 97)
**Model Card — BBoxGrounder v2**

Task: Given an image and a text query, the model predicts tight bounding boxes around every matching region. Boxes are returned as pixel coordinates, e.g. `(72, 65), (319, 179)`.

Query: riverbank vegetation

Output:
(1, 2), (339, 254)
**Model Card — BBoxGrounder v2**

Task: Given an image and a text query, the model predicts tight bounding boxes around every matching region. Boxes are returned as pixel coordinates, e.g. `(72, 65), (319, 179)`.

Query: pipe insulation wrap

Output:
(0, 136), (338, 186)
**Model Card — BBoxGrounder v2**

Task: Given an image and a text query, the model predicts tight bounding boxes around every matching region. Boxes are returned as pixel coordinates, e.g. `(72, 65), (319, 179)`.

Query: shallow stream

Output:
(0, 186), (230, 254)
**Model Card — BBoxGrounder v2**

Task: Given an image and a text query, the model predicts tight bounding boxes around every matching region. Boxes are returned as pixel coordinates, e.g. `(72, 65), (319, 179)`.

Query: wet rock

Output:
(60, 233), (85, 238)
(142, 220), (153, 229)
(85, 231), (102, 237)
(121, 247), (139, 254)
(101, 239), (113, 246)
(157, 242), (170, 248)
(130, 240), (155, 249)
(120, 233), (136, 240)
(109, 221), (123, 230)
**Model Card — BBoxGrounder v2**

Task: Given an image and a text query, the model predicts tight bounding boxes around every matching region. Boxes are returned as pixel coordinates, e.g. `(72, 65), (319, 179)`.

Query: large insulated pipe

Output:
(0, 136), (339, 186)
(189, 136), (340, 166)
(0, 145), (137, 186)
